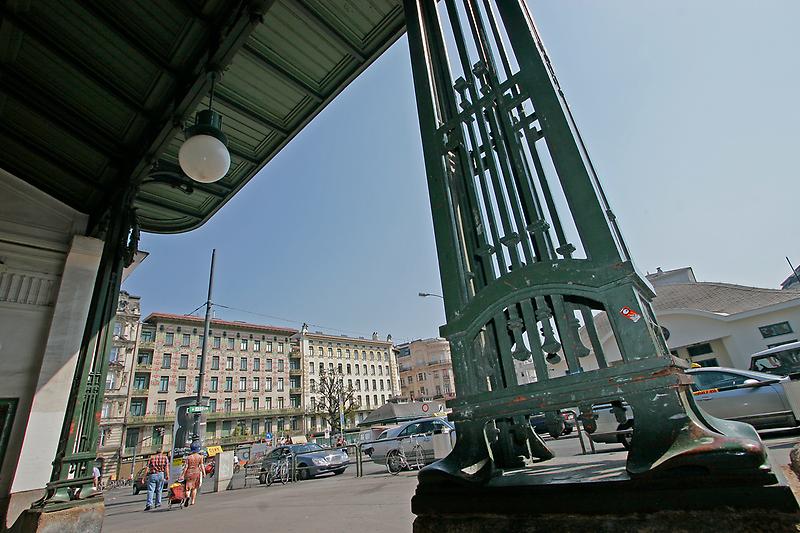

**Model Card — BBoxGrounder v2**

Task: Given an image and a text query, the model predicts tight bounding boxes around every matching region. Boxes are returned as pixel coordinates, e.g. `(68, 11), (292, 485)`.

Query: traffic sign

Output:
(187, 405), (208, 413)
(265, 432), (273, 440)
(422, 403), (429, 413)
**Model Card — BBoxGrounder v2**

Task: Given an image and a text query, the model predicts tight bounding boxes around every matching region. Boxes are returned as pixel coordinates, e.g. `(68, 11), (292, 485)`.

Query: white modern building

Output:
(579, 267), (800, 371)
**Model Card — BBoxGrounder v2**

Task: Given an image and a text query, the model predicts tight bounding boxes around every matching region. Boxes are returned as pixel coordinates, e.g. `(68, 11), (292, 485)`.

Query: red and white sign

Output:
(421, 403), (429, 413)
(620, 306), (641, 322)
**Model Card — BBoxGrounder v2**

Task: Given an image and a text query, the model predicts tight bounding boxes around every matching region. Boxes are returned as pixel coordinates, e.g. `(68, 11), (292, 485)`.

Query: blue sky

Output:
(124, 1), (800, 343)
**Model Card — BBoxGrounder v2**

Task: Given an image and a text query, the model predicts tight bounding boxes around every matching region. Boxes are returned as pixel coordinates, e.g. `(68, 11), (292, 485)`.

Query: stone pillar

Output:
(213, 451), (235, 492)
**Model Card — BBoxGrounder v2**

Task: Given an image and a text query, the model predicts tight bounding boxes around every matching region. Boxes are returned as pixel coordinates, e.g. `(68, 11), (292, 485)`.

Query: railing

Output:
(134, 362), (152, 370)
(289, 387), (302, 395)
(206, 407), (304, 421)
(289, 368), (302, 376)
(127, 414), (171, 425)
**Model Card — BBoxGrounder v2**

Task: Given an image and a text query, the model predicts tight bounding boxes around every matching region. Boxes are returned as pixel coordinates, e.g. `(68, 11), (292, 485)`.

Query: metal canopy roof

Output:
(0, 0), (404, 233)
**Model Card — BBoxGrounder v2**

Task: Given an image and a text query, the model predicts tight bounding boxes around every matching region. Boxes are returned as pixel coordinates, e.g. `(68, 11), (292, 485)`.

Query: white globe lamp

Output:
(179, 109), (230, 183)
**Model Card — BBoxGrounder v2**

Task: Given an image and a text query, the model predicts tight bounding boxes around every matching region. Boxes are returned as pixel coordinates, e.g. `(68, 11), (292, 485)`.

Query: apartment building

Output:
(120, 313), (299, 475)
(295, 326), (402, 431)
(397, 338), (537, 401)
(97, 291), (141, 480)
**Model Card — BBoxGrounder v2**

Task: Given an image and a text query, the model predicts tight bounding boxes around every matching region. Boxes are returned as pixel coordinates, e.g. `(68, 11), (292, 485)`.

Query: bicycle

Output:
(266, 454), (291, 486)
(386, 434), (425, 475)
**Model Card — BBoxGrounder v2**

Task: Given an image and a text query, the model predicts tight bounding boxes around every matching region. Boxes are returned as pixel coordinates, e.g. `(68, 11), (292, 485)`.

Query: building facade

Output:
(97, 291), (141, 481)
(578, 267), (800, 372)
(396, 338), (537, 401)
(295, 326), (401, 431)
(118, 313), (299, 477)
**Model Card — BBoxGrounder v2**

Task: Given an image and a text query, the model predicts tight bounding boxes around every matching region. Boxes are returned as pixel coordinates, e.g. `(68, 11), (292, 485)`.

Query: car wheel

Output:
(297, 464), (310, 481)
(333, 468), (345, 475)
(562, 425), (573, 436)
(617, 420), (634, 450)
(258, 472), (267, 485)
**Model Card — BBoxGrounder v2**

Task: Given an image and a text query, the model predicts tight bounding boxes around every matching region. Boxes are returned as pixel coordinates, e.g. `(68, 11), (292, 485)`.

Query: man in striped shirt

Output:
(145, 449), (170, 510)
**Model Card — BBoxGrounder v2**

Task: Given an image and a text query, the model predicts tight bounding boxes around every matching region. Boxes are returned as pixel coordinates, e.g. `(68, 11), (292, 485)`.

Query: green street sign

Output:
(187, 406), (208, 413)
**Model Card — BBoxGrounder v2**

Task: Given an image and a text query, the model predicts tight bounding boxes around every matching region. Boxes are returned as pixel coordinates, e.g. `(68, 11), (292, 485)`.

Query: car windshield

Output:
(290, 443), (324, 454)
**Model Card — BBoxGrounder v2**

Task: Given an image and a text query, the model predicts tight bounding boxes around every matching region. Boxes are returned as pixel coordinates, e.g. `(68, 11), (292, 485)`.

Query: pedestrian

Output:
(144, 448), (169, 511)
(182, 442), (205, 506)
(92, 462), (101, 490)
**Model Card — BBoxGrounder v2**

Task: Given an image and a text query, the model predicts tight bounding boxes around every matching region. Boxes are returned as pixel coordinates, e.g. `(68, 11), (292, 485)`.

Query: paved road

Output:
(102, 430), (799, 533)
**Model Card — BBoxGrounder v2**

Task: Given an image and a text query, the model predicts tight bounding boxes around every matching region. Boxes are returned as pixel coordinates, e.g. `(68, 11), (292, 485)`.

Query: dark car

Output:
(529, 410), (575, 438)
(132, 467), (148, 495)
(259, 443), (348, 482)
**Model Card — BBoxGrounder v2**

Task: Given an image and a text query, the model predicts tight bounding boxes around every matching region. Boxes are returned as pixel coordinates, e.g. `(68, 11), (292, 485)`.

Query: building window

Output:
(338, 363), (343, 374)
(254, 358), (261, 371)
(165, 332), (174, 346)
(277, 359), (284, 372)
(226, 357), (234, 370)
(347, 379), (353, 390)
(156, 400), (167, 416)
(125, 427), (140, 449)
(241, 338), (248, 351)
(101, 402), (111, 418)
(345, 349), (350, 359)
(177, 376), (186, 393)
(291, 417), (299, 431)
(365, 380), (370, 391)
(309, 346), (315, 357)
(277, 417), (284, 432)
(265, 397), (272, 409)
(209, 399), (217, 412)
(99, 427), (110, 447)
(133, 373), (148, 390)
(212, 356), (219, 370)
(370, 351), (374, 360)
(319, 362), (324, 374)
(141, 329), (154, 342)
(290, 396), (300, 408)
(130, 399), (146, 417)
(266, 359), (273, 371)
(253, 398), (260, 411)
(198, 335), (204, 348)
(104, 371), (115, 391)
(227, 337), (235, 350)
(371, 365), (375, 375)
(355, 381), (361, 391)
(239, 398), (246, 411)
(310, 379), (316, 392)
(365, 396), (371, 408)
(686, 343), (713, 358)
(225, 377), (233, 392)
(161, 354), (171, 369)
(277, 397), (284, 409)
(159, 376), (169, 392)
(309, 362), (315, 374)
(361, 351), (366, 360)
(277, 378), (284, 392)
(222, 420), (232, 436)
(311, 398), (317, 411)
(327, 348), (332, 357)
(407, 376), (413, 384)
(266, 341), (273, 352)
(109, 346), (119, 363)
(362, 364), (367, 375)
(278, 342), (284, 353)
(196, 355), (202, 368)
(182, 333), (190, 347)
(337, 349), (342, 359)
(194, 376), (200, 392)
(240, 357), (248, 371)
(213, 336), (221, 349)
(152, 426), (164, 447)
(210, 377), (219, 392)
(239, 377), (247, 391)
(137, 351), (152, 365)
(253, 377), (260, 391)
(346, 364), (351, 375)
(252, 419), (260, 435)
(355, 365), (360, 376)
(417, 372), (424, 382)
(380, 380), (384, 391)
(378, 366), (383, 376)
(179, 354), (188, 369)
(266, 378), (272, 392)
(254, 340), (260, 352)
(265, 418), (273, 433)
(206, 421), (216, 437)
(759, 322), (794, 339)
(224, 399), (232, 413)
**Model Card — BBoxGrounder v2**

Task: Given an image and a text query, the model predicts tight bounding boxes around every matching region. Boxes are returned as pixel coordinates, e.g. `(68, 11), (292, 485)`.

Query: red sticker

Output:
(620, 306), (641, 322)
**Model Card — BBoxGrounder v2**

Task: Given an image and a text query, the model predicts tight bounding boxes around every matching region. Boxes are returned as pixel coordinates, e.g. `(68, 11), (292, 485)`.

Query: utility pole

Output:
(787, 257), (800, 288)
(193, 249), (216, 443)
(338, 371), (345, 445)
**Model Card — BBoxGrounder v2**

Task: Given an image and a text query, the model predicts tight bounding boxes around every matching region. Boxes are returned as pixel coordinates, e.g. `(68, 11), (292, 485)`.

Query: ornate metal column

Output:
(35, 180), (140, 509)
(403, 0), (777, 488)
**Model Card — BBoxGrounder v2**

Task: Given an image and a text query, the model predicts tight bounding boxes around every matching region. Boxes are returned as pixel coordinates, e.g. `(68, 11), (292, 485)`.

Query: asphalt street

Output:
(101, 429), (800, 533)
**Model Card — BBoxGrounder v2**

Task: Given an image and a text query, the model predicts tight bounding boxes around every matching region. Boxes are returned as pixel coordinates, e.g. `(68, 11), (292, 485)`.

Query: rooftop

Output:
(142, 312), (297, 334)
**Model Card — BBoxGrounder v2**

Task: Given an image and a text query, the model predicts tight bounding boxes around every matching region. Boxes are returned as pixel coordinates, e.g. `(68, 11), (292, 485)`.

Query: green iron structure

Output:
(403, 0), (776, 486)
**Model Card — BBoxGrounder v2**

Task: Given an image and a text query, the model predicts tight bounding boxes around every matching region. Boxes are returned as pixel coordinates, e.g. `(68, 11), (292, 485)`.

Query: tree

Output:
(315, 369), (359, 434)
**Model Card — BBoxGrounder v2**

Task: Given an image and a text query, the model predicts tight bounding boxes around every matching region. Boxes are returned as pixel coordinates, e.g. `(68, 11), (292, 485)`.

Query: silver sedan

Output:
(588, 367), (800, 448)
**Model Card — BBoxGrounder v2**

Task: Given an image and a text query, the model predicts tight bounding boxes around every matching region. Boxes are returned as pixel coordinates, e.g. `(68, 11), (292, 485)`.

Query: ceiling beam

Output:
(0, 7), (149, 116)
(0, 70), (124, 158)
(294, 0), (366, 62)
(212, 92), (289, 137)
(135, 195), (204, 220)
(241, 45), (323, 103)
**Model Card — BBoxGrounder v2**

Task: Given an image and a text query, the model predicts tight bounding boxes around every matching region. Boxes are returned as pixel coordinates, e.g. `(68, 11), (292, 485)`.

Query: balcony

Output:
(205, 407), (303, 421)
(138, 339), (155, 349)
(289, 368), (302, 376)
(427, 359), (449, 366)
(289, 387), (302, 395)
(135, 361), (152, 370)
(130, 386), (150, 396)
(127, 414), (171, 426)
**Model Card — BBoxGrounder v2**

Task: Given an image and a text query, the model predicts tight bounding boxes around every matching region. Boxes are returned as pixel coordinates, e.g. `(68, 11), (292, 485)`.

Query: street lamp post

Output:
(418, 292), (443, 299)
(193, 250), (216, 444)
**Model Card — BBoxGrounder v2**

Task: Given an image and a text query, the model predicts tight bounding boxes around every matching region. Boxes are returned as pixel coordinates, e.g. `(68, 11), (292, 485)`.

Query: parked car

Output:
(750, 341), (800, 376)
(132, 467), (148, 495)
(364, 417), (455, 466)
(259, 443), (348, 482)
(588, 367), (800, 449)
(529, 410), (575, 438)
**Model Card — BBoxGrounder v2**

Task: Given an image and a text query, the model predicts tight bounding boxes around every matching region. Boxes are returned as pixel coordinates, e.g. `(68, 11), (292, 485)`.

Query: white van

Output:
(749, 341), (800, 376)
